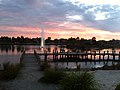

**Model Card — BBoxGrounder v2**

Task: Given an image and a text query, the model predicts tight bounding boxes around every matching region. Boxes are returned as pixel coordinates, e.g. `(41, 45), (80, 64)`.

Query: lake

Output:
(0, 45), (68, 64)
(0, 45), (120, 69)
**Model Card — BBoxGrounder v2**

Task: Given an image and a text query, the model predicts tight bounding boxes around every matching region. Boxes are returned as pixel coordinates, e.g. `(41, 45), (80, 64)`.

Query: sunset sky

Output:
(0, 0), (120, 40)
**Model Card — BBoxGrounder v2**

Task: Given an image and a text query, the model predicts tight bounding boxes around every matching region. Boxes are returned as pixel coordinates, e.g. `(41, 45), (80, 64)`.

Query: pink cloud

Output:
(0, 23), (120, 41)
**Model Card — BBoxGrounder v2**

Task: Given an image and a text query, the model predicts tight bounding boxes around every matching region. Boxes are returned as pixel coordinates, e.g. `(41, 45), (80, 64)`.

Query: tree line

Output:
(0, 36), (120, 49)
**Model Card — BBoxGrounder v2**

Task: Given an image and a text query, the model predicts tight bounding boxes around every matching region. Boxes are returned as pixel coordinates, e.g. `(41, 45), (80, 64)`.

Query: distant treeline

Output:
(0, 36), (120, 49)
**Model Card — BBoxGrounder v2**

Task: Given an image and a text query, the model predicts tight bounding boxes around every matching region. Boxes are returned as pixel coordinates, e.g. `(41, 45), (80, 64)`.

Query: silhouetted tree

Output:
(92, 37), (96, 44)
(45, 37), (52, 44)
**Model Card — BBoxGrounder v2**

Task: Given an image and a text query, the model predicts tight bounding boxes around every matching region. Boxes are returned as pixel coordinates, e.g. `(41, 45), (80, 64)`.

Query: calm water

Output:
(0, 45), (67, 64)
(0, 45), (120, 68)
(0, 45), (23, 64)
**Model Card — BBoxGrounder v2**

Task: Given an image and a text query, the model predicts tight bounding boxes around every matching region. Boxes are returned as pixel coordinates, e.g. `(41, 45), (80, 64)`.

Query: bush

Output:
(115, 83), (120, 90)
(39, 69), (66, 84)
(40, 61), (51, 71)
(60, 71), (98, 90)
(0, 62), (22, 80)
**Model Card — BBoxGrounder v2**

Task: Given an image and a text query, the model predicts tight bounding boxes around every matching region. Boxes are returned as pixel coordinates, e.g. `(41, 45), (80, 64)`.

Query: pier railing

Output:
(34, 50), (41, 64)
(37, 50), (120, 63)
(20, 51), (25, 63)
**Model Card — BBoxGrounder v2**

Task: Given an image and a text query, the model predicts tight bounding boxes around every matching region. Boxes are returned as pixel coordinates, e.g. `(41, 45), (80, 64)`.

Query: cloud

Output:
(0, 0), (120, 40)
(0, 0), (73, 27)
(67, 0), (120, 6)
(67, 4), (120, 32)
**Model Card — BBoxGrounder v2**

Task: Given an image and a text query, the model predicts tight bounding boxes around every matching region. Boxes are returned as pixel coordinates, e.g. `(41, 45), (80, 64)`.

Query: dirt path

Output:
(94, 70), (120, 90)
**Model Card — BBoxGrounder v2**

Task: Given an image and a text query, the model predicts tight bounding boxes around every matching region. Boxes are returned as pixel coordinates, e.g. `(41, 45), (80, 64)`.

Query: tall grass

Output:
(0, 62), (22, 80)
(39, 69), (66, 84)
(60, 71), (98, 90)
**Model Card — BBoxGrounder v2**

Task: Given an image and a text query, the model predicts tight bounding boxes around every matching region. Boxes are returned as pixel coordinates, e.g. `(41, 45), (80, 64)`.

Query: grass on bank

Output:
(40, 61), (51, 71)
(0, 62), (22, 80)
(115, 83), (120, 90)
(39, 61), (98, 90)
(39, 69), (66, 84)
(60, 71), (98, 90)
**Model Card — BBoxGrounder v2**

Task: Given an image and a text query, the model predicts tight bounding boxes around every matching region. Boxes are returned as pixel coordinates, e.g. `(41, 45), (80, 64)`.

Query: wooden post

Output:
(75, 53), (78, 65)
(81, 54), (84, 60)
(107, 50), (109, 60)
(53, 50), (55, 61)
(61, 53), (63, 59)
(67, 51), (69, 59)
(99, 50), (101, 63)
(65, 54), (67, 59)
(44, 51), (47, 61)
(55, 51), (57, 61)
(119, 52), (120, 60)
(94, 51), (96, 60)
(60, 51), (62, 59)
(72, 54), (74, 58)
(69, 54), (71, 58)
(113, 51), (115, 65)
(86, 51), (88, 59)
(76, 51), (79, 59)
(90, 51), (92, 60)
(85, 51), (87, 65)
(94, 51), (96, 65)
(107, 50), (109, 64)
(67, 51), (69, 66)
(103, 51), (105, 60)
(56, 51), (58, 61)
(75, 53), (77, 59)
(113, 51), (115, 60)
(20, 51), (25, 63)
(103, 51), (105, 64)
(90, 51), (92, 64)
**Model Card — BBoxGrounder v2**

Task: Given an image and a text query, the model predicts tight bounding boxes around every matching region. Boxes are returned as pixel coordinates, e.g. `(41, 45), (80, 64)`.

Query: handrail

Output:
(20, 51), (25, 63)
(34, 50), (41, 64)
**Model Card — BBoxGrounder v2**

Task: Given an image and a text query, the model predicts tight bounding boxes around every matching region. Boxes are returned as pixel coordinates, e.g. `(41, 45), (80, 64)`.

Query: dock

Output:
(6, 52), (58, 90)
(34, 50), (120, 63)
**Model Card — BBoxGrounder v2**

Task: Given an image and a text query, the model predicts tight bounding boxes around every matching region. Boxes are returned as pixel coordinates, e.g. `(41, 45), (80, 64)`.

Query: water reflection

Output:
(1, 45), (120, 55)
(12, 45), (15, 52)
(0, 45), (25, 55)
(0, 45), (120, 68)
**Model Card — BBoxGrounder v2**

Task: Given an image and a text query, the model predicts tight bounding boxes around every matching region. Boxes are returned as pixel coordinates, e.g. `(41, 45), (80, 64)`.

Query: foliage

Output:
(40, 61), (51, 71)
(0, 62), (22, 80)
(39, 69), (66, 84)
(115, 83), (120, 90)
(60, 71), (98, 90)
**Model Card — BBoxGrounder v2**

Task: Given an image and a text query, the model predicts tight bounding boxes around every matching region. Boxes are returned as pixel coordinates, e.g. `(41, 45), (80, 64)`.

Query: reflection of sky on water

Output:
(0, 45), (24, 55)
(0, 45), (23, 64)
(0, 45), (66, 54)
(0, 45), (120, 68)
(0, 45), (66, 64)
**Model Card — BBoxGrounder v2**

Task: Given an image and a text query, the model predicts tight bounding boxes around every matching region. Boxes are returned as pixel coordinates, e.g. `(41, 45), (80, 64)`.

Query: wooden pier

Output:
(35, 50), (120, 64)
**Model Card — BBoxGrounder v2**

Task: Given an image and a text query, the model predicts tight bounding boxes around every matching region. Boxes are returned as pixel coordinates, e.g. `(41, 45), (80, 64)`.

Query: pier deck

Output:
(6, 53), (57, 90)
(34, 50), (120, 63)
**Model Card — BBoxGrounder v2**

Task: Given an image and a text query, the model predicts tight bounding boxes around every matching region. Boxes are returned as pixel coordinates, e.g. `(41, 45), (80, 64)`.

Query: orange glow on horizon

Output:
(0, 24), (120, 41)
